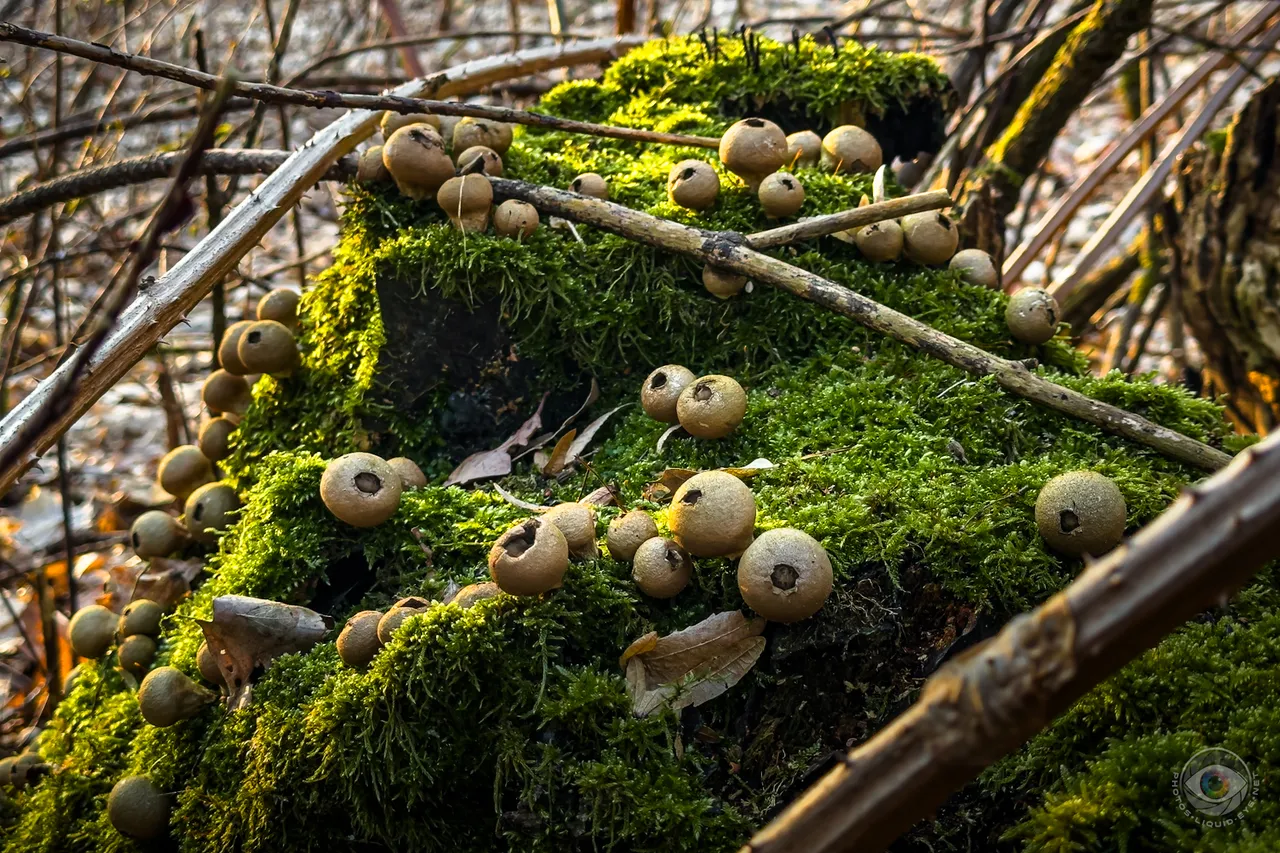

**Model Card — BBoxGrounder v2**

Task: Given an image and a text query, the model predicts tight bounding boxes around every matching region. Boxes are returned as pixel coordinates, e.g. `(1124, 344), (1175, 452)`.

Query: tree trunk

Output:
(1166, 78), (1280, 434)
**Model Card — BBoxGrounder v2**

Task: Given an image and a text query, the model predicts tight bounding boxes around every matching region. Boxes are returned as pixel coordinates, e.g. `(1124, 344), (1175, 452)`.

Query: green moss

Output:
(3, 33), (1264, 853)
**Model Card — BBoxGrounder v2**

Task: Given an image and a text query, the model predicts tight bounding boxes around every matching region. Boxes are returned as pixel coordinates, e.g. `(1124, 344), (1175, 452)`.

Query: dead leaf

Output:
(643, 462), (774, 503)
(873, 164), (887, 204)
(566, 405), (626, 461)
(656, 424), (685, 454)
(196, 595), (332, 710)
(493, 483), (552, 512)
(553, 378), (600, 436)
(580, 485), (619, 507)
(444, 394), (548, 487)
(623, 611), (767, 718)
(717, 458), (775, 479)
(542, 429), (577, 477)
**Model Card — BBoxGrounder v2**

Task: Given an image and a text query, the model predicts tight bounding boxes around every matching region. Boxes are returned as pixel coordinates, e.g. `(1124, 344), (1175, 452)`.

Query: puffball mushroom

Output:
(108, 776), (171, 840)
(137, 666), (216, 727)
(376, 596), (433, 644)
(719, 117), (787, 192)
(202, 369), (251, 416)
(451, 581), (501, 609)
(493, 200), (539, 239)
(669, 471), (756, 557)
(543, 502), (599, 560)
(118, 599), (163, 638)
(69, 604), (117, 659)
(667, 160), (720, 211)
(238, 320), (299, 376)
(157, 445), (213, 501)
(452, 117), (513, 155)
(130, 510), (186, 559)
(570, 172), (609, 200)
(380, 111), (440, 138)
(901, 211), (959, 265)
(1035, 471), (1126, 556)
(382, 125), (455, 200)
(488, 518), (570, 596)
(1005, 287), (1060, 344)
(338, 610), (384, 667)
(387, 456), (427, 489)
(737, 528), (833, 623)
(257, 288), (300, 328)
(183, 482), (240, 545)
(357, 145), (391, 183)
(606, 510), (658, 561)
(320, 453), (403, 527)
(854, 220), (904, 262)
(198, 416), (238, 463)
(632, 537), (692, 599)
(758, 171), (805, 218)
(702, 265), (748, 299)
(641, 364), (696, 423)
(217, 320), (254, 375)
(676, 374), (747, 440)
(455, 144), (503, 176)
(196, 642), (224, 688)
(786, 130), (822, 169)
(820, 125), (883, 174)
(436, 174), (494, 233)
(118, 635), (158, 677)
(950, 248), (999, 289)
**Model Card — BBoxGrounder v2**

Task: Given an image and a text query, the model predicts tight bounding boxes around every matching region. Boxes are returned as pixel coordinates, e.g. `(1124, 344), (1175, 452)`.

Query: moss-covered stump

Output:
(3, 34), (1273, 853)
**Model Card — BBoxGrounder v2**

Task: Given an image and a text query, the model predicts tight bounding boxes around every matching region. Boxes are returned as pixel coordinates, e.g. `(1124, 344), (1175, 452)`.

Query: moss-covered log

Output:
(1, 34), (1272, 853)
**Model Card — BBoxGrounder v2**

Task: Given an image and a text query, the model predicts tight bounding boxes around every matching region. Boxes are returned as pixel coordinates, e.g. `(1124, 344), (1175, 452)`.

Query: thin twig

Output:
(746, 191), (953, 249)
(490, 178), (1231, 472)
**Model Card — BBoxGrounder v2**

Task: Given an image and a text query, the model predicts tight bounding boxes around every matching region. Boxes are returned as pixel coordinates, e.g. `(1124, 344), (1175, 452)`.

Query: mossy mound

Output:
(2, 33), (1271, 853)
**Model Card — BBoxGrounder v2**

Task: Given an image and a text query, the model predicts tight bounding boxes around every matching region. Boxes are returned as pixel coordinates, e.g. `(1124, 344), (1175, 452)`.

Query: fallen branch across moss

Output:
(743, 426), (1280, 853)
(489, 177), (1231, 472)
(746, 190), (953, 249)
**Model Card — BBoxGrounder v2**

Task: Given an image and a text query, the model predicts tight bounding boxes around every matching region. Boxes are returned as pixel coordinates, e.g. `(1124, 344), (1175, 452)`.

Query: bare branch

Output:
(747, 191), (953, 249)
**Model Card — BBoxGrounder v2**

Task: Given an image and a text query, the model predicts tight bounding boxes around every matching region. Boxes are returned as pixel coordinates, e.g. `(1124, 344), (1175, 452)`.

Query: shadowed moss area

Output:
(1, 34), (1268, 853)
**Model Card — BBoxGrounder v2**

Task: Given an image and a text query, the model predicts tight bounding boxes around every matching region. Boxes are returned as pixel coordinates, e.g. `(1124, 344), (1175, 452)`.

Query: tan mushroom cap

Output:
(820, 125), (883, 174)
(488, 517), (570, 595)
(257, 288), (300, 327)
(157, 445), (213, 501)
(493, 199), (540, 239)
(737, 527), (833, 623)
(632, 537), (692, 599)
(676, 374), (747, 440)
(641, 364), (696, 423)
(669, 470), (756, 557)
(108, 776), (171, 840)
(217, 320), (255, 375)
(786, 130), (822, 169)
(119, 634), (158, 677)
(197, 641), (225, 687)
(377, 596), (435, 644)
(450, 581), (502, 609)
(381, 111), (441, 138)
(570, 172), (609, 200)
(452, 117), (513, 155)
(387, 456), (427, 489)
(338, 610), (384, 667)
(198, 416), (238, 463)
(719, 118), (788, 191)
(606, 510), (659, 562)
(130, 510), (187, 559)
(1035, 471), (1126, 556)
(69, 604), (117, 659)
(667, 160), (720, 211)
(853, 219), (904, 262)
(702, 265), (748, 299)
(320, 453), (403, 528)
(137, 666), (216, 727)
(901, 211), (959, 265)
(183, 482), (240, 546)
(758, 171), (805, 218)
(455, 145), (504, 177)
(950, 249), (999, 289)
(1005, 287), (1060, 344)
(238, 320), (299, 377)
(202, 369), (251, 416)
(382, 125), (455, 200)
(436, 174), (494, 233)
(357, 145), (391, 183)
(542, 502), (599, 560)
(119, 599), (164, 638)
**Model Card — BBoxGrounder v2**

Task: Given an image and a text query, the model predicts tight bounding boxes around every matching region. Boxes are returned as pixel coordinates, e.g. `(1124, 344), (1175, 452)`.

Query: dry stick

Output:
(489, 179), (1231, 472)
(1002, 0), (1280, 283)
(0, 23), (718, 149)
(0, 149), (357, 228)
(746, 190), (952, 249)
(0, 38), (645, 495)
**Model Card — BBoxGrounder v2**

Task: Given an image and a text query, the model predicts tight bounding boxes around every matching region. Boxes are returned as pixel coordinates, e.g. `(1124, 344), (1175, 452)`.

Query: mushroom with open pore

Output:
(436, 174), (494, 233)
(676, 374), (747, 439)
(719, 118), (787, 192)
(488, 518), (569, 595)
(737, 527), (833, 622)
(320, 453), (403, 528)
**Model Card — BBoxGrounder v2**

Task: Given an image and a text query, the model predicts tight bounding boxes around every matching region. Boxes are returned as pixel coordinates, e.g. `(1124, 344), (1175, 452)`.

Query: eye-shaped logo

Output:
(1178, 748), (1253, 818)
